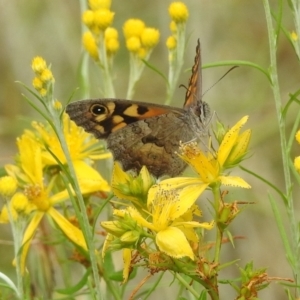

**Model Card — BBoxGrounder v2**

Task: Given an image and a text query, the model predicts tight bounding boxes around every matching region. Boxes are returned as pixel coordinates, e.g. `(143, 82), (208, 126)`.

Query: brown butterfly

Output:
(66, 39), (210, 177)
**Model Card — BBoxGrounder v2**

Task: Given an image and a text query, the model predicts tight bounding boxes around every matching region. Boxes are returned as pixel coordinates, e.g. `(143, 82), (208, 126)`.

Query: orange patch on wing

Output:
(94, 124), (105, 134)
(140, 107), (170, 118)
(112, 115), (124, 124)
(123, 104), (170, 119)
(111, 122), (127, 132)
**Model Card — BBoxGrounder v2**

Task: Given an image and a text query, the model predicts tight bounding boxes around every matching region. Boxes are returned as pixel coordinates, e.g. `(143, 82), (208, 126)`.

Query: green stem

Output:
(263, 0), (300, 280)
(212, 184), (222, 264)
(50, 109), (102, 300)
(7, 204), (23, 299)
(290, 0), (300, 60)
(98, 31), (115, 98)
(166, 24), (186, 105)
(126, 51), (152, 100)
(175, 273), (200, 298)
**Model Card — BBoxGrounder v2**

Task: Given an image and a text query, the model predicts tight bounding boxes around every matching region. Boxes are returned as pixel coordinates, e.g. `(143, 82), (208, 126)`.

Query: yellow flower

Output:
(296, 130), (300, 144)
(0, 205), (17, 223)
(89, 0), (111, 10)
(169, 21), (177, 33)
(156, 117), (251, 197)
(93, 9), (114, 31)
(111, 162), (156, 209)
(31, 113), (111, 167)
(141, 28), (160, 48)
(11, 192), (31, 213)
(138, 47), (147, 59)
(126, 36), (141, 53)
(111, 186), (214, 260)
(40, 68), (54, 83)
(123, 19), (145, 39)
(39, 88), (47, 97)
(105, 38), (119, 55)
(0, 176), (17, 197)
(216, 116), (251, 168)
(82, 8), (114, 34)
(291, 31), (298, 41)
(4, 134), (110, 273)
(294, 156), (300, 173)
(166, 36), (177, 50)
(82, 10), (95, 28)
(31, 56), (54, 96)
(82, 31), (99, 61)
(104, 27), (119, 55)
(32, 77), (43, 90)
(53, 99), (62, 111)
(169, 2), (189, 23)
(32, 56), (47, 73)
(105, 27), (118, 40)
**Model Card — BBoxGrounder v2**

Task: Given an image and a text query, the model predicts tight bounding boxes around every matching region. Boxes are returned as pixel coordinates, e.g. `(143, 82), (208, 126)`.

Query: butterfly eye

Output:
(90, 104), (107, 115)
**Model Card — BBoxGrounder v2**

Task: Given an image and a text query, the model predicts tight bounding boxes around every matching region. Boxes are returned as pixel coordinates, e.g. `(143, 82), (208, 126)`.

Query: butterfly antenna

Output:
(202, 66), (238, 97)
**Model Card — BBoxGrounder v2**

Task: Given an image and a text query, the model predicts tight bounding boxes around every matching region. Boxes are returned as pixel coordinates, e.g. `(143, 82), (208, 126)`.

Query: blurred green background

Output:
(0, 0), (299, 299)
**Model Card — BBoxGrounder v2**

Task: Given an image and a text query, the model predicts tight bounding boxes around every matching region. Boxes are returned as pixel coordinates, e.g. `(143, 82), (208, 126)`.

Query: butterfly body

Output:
(66, 40), (211, 177)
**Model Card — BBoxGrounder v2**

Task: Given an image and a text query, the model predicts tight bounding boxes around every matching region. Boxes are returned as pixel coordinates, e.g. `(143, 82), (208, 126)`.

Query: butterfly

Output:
(66, 39), (211, 177)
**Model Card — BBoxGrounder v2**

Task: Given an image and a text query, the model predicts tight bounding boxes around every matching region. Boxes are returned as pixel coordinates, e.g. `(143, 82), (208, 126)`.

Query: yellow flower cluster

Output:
(31, 57), (54, 97)
(104, 27), (119, 56)
(166, 2), (189, 50)
(82, 6), (114, 34)
(0, 113), (111, 273)
(123, 19), (160, 58)
(82, 0), (119, 59)
(102, 163), (214, 282)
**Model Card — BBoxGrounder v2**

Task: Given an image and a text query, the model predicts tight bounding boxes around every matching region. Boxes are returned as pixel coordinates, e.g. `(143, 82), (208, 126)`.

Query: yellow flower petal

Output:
(48, 207), (87, 250)
(174, 220), (215, 230)
(20, 211), (44, 274)
(115, 207), (155, 231)
(73, 160), (111, 193)
(219, 175), (251, 189)
(123, 248), (132, 283)
(156, 227), (194, 260)
(150, 177), (202, 191)
(225, 129), (251, 167)
(217, 116), (248, 167)
(17, 134), (43, 185)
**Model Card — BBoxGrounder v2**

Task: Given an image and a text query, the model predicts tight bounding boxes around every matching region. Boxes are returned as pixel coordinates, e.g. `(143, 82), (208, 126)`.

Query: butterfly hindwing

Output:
(107, 111), (195, 177)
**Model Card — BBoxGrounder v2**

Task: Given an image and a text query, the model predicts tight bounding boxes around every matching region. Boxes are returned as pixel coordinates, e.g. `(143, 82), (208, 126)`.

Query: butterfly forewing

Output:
(66, 99), (183, 139)
(183, 39), (202, 108)
(66, 40), (210, 177)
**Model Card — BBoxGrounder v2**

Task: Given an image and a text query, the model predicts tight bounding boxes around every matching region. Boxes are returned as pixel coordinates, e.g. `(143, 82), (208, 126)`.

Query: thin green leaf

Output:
(56, 268), (92, 294)
(203, 60), (271, 83)
(240, 166), (287, 203)
(16, 81), (48, 111)
(142, 59), (169, 85)
(268, 193), (295, 267)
